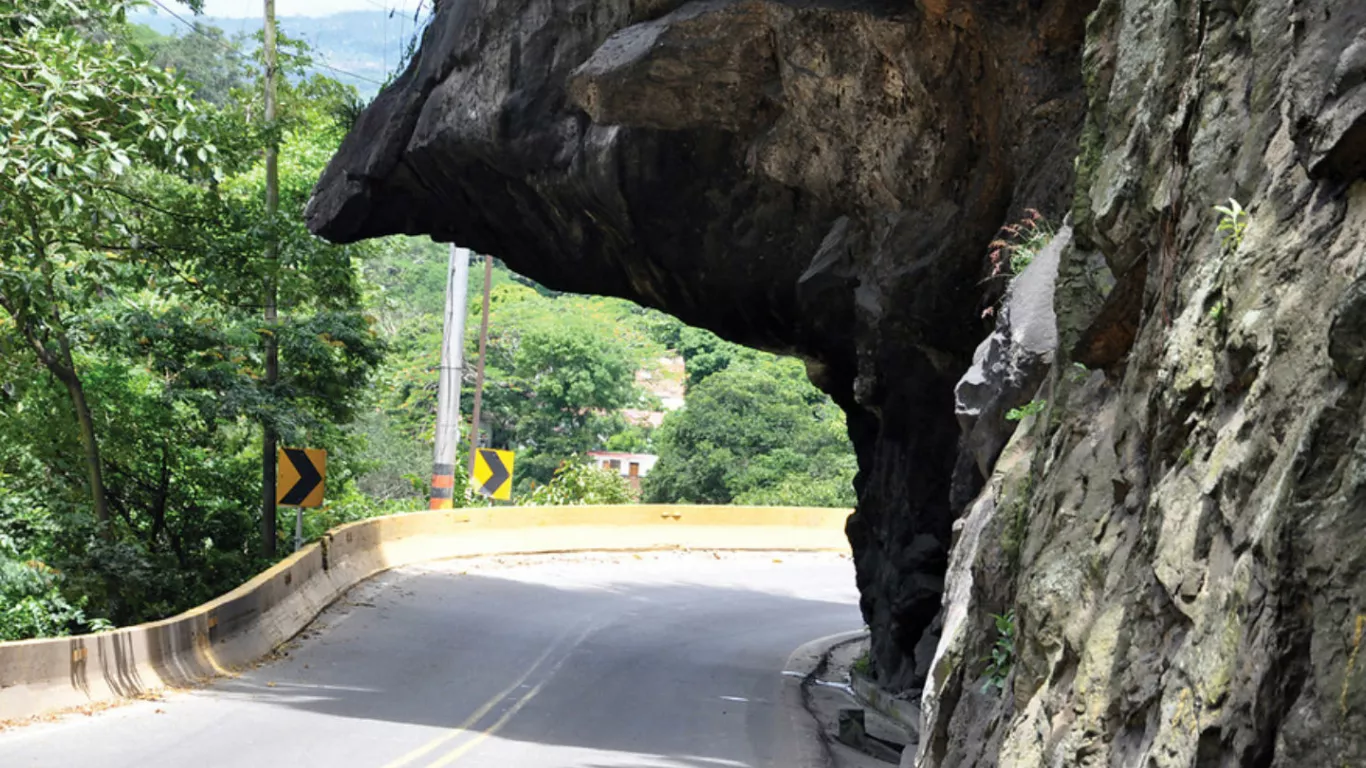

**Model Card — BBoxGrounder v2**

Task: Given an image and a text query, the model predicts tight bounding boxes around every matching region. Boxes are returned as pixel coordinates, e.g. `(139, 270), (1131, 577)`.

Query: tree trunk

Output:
(261, 0), (281, 560)
(55, 332), (112, 527)
(149, 445), (170, 548)
(0, 292), (111, 528)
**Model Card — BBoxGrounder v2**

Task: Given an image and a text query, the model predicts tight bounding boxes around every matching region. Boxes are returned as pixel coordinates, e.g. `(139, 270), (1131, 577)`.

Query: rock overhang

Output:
(307, 0), (1094, 693)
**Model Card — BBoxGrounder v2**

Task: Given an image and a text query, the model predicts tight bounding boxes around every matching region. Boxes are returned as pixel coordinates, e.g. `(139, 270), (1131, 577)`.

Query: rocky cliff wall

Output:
(920, 0), (1366, 765)
(307, 0), (1366, 764)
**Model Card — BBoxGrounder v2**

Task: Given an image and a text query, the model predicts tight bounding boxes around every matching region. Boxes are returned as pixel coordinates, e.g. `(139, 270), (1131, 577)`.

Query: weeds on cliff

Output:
(1006, 399), (1046, 422)
(981, 610), (1016, 694)
(1179, 445), (1196, 466)
(852, 651), (873, 679)
(1214, 199), (1248, 255)
(983, 210), (1053, 319)
(988, 209), (1052, 277)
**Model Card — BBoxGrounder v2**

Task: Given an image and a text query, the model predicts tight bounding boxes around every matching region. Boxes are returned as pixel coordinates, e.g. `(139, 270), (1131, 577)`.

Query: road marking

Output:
(424, 678), (548, 768)
(379, 644), (560, 768)
(382, 620), (601, 768)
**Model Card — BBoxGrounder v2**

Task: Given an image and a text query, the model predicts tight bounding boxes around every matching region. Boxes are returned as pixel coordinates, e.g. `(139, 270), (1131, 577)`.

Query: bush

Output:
(525, 458), (635, 506)
(0, 556), (108, 641)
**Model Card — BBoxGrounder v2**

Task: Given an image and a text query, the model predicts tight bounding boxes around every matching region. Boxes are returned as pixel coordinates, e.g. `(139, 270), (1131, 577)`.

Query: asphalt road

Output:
(0, 551), (862, 768)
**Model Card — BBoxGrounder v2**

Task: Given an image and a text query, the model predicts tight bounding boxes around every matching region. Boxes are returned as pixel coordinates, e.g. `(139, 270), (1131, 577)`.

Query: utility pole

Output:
(467, 255), (494, 477)
(431, 245), (471, 509)
(260, 0), (280, 559)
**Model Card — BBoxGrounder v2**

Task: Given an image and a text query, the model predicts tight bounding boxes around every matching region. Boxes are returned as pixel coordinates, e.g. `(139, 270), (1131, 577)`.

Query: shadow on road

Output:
(204, 554), (860, 765)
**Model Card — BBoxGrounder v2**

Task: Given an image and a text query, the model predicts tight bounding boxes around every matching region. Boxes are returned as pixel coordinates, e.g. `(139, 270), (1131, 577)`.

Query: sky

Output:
(198, 0), (425, 17)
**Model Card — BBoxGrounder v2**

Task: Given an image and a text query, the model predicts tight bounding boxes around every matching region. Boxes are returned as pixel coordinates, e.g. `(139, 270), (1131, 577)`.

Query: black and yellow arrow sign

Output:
(472, 448), (515, 500)
(278, 447), (326, 508)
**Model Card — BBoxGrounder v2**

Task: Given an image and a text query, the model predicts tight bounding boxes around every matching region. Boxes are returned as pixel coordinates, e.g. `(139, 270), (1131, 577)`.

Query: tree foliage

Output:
(0, 2), (381, 634)
(644, 333), (856, 508)
(525, 458), (635, 506)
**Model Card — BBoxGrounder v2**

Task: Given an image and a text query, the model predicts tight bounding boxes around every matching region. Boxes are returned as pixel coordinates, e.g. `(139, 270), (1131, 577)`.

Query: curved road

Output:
(0, 551), (862, 768)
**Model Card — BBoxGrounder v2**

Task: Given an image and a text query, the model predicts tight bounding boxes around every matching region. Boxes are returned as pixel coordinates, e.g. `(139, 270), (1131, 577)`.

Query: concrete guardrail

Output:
(0, 504), (851, 722)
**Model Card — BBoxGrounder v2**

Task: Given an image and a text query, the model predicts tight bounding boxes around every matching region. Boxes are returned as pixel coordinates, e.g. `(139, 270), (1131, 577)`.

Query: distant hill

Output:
(131, 9), (426, 97)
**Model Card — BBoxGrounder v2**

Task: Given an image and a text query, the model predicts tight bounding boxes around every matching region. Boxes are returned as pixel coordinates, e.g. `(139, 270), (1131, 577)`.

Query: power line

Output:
(146, 0), (210, 40)
(145, 0), (386, 87)
(312, 60), (385, 86)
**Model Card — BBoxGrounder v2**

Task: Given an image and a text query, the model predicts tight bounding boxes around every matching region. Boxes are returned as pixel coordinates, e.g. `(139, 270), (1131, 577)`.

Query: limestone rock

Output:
(919, 0), (1366, 765)
(954, 225), (1068, 479)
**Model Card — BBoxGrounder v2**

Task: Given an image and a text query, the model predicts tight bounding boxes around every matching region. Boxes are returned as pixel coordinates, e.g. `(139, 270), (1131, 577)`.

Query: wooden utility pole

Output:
(261, 0), (280, 559)
(467, 255), (494, 476)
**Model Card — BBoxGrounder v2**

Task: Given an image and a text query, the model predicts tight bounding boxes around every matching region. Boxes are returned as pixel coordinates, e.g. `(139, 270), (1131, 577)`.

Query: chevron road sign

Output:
(472, 448), (515, 500)
(277, 447), (326, 508)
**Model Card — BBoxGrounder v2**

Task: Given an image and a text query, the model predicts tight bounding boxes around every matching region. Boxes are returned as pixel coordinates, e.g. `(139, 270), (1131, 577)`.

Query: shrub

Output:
(525, 458), (635, 506)
(981, 610), (1017, 694)
(0, 556), (108, 641)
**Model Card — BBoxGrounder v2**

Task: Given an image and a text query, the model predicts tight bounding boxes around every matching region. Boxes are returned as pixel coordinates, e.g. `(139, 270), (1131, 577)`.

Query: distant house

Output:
(588, 451), (659, 492)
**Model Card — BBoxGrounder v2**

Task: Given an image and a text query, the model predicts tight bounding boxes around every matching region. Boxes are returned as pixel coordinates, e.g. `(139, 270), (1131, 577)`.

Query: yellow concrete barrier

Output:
(0, 505), (851, 722)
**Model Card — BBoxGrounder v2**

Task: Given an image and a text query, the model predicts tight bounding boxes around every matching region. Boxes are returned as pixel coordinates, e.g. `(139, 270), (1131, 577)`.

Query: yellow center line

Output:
(382, 619), (603, 768)
(379, 642), (561, 768)
(424, 678), (548, 768)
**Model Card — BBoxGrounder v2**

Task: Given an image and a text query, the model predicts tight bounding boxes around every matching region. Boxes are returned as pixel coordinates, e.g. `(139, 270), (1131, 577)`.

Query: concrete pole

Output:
(431, 245), (472, 509)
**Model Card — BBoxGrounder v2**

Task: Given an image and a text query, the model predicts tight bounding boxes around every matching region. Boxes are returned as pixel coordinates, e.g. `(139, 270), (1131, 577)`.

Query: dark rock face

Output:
(308, 0), (1091, 694)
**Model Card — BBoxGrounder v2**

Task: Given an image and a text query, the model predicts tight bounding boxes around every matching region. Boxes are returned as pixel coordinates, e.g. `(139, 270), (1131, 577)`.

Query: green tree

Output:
(476, 286), (652, 487)
(132, 23), (250, 106)
(525, 457), (635, 506)
(0, 3), (384, 632)
(0, 0), (215, 526)
(361, 267), (663, 496)
(675, 326), (762, 388)
(644, 358), (855, 507)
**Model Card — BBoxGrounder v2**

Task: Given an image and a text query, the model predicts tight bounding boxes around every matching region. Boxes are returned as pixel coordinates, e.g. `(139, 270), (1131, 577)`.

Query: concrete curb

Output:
(849, 670), (923, 742)
(0, 504), (851, 722)
(781, 630), (870, 768)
